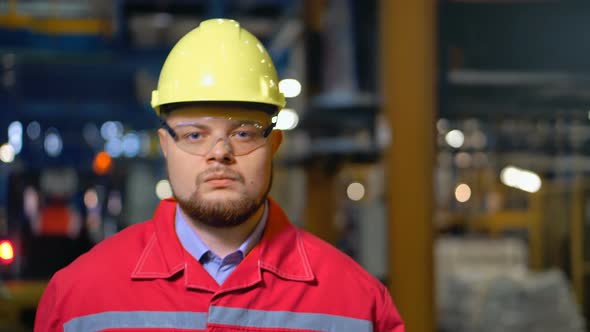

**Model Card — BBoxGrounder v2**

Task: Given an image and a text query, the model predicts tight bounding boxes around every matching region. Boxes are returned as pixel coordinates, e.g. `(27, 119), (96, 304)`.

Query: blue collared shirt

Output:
(175, 202), (268, 285)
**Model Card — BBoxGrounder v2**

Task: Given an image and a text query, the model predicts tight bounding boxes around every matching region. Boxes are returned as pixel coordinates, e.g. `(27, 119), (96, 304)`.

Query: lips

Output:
(204, 173), (239, 182)
(198, 168), (243, 188)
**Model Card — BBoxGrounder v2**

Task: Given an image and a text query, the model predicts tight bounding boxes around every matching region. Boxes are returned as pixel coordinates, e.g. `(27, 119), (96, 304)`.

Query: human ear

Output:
(157, 128), (169, 158)
(270, 130), (283, 155)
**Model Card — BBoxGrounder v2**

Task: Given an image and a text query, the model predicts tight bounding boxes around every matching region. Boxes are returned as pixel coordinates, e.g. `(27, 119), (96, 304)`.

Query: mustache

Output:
(197, 167), (244, 184)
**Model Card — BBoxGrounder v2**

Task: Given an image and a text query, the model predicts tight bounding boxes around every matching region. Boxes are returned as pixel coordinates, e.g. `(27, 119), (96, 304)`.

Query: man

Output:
(34, 18), (405, 331)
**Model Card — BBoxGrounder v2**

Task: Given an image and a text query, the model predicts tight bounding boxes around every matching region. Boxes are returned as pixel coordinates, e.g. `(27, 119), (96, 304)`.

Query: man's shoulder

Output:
(53, 220), (155, 282)
(296, 228), (385, 289)
(296, 228), (358, 265)
(90, 219), (154, 255)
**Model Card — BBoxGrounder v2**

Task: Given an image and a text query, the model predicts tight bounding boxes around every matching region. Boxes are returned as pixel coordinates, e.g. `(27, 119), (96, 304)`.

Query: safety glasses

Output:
(160, 117), (275, 156)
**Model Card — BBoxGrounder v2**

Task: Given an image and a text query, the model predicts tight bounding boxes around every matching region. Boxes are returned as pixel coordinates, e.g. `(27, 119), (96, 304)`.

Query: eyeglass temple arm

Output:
(262, 123), (276, 138)
(159, 119), (178, 139)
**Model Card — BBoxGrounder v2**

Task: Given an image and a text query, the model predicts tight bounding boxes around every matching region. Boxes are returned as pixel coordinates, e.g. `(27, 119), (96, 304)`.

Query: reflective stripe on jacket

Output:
(34, 198), (405, 332)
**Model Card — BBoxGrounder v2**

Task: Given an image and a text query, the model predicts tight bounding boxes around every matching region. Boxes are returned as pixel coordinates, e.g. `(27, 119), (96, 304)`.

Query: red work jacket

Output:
(35, 198), (405, 332)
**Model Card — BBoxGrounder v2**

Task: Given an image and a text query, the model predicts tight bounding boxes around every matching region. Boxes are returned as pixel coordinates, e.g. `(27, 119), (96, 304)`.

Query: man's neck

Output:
(181, 205), (265, 258)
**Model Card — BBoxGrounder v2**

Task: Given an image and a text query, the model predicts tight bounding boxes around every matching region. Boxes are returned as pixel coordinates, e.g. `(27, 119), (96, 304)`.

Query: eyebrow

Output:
(172, 122), (209, 129)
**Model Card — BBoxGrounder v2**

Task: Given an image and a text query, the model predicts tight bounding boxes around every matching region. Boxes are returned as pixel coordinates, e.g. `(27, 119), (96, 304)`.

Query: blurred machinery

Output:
(437, 0), (590, 327)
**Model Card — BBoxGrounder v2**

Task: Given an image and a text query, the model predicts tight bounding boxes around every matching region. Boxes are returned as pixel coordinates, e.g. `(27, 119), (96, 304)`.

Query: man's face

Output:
(158, 106), (282, 227)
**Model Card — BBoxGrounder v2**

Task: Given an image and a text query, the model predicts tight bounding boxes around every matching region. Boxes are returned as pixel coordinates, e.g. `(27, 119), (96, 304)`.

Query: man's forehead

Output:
(166, 106), (271, 122)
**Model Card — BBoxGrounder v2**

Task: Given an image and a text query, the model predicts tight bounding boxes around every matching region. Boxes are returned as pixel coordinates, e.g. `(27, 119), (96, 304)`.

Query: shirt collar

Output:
(175, 201), (268, 262)
(131, 198), (315, 285)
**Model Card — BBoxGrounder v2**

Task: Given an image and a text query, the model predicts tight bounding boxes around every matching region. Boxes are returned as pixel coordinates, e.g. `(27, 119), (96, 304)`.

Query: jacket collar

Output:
(257, 197), (315, 282)
(131, 198), (185, 280)
(131, 198), (315, 290)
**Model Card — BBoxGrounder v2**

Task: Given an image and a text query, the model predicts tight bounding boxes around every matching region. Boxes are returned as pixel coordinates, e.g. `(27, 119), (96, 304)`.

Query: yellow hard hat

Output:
(151, 18), (285, 115)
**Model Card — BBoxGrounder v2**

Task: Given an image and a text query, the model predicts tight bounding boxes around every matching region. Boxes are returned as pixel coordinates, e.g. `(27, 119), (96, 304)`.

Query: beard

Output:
(173, 166), (272, 228)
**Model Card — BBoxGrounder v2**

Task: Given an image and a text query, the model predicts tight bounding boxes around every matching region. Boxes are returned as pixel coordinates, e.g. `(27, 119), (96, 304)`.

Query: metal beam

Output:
(380, 1), (436, 331)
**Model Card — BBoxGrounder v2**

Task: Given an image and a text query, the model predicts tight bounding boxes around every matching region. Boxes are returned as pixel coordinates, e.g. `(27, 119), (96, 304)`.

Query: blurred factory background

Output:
(0, 0), (588, 331)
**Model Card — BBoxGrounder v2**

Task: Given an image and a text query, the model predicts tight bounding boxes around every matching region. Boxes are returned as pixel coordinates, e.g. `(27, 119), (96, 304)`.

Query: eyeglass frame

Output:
(159, 118), (276, 156)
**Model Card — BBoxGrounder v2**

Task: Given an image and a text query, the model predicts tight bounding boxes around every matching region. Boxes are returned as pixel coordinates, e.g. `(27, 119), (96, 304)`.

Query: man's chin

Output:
(177, 191), (265, 228)
(199, 189), (242, 201)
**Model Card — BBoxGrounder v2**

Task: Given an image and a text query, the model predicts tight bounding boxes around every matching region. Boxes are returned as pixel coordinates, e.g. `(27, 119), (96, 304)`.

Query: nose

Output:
(205, 137), (235, 164)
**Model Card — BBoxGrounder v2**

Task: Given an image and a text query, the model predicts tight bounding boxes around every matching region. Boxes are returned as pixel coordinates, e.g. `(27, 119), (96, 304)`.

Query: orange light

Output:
(0, 240), (14, 264)
(93, 151), (112, 175)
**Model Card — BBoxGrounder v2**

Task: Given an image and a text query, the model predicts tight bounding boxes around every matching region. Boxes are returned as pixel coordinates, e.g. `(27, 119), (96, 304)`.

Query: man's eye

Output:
(232, 130), (259, 139)
(183, 132), (202, 140)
